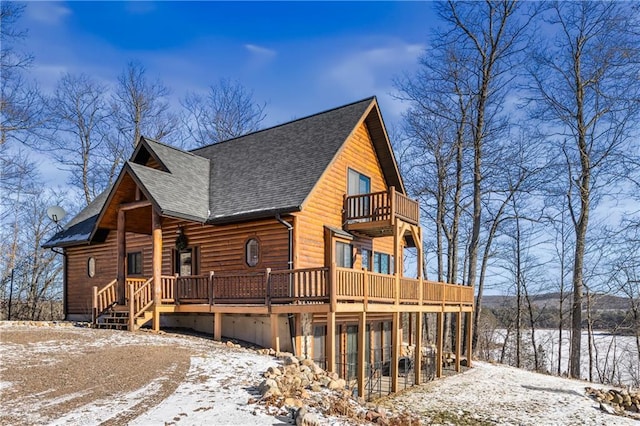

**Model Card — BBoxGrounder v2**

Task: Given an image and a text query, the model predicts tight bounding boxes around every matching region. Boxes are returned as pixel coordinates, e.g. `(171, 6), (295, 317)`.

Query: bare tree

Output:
(111, 61), (179, 148)
(1, 1), (44, 145)
(182, 78), (266, 146)
(525, 1), (640, 378)
(45, 73), (111, 205)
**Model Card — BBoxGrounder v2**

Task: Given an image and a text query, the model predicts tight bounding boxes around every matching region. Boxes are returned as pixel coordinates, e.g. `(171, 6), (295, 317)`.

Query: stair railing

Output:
(128, 277), (153, 331)
(92, 279), (117, 326)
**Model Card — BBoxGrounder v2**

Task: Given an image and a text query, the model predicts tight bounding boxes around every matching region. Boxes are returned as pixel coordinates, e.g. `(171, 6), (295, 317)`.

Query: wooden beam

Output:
(326, 311), (336, 373)
(466, 311), (473, 368)
(117, 209), (126, 304)
(152, 208), (162, 332)
(295, 313), (303, 357)
(436, 311), (444, 378)
(357, 311), (366, 399)
(270, 313), (280, 352)
(455, 310), (462, 372)
(391, 311), (400, 392)
(214, 312), (222, 341)
(414, 312), (423, 385)
(119, 200), (151, 211)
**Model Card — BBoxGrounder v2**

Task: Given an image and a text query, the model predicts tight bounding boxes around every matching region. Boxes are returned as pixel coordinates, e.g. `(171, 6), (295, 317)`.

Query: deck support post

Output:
(357, 311), (366, 399)
(414, 312), (422, 385)
(214, 312), (222, 341)
(152, 208), (162, 332)
(455, 309), (462, 372)
(270, 313), (280, 353)
(326, 311), (336, 373)
(466, 310), (473, 368)
(436, 311), (444, 378)
(393, 220), (401, 306)
(116, 209), (126, 305)
(391, 311), (400, 392)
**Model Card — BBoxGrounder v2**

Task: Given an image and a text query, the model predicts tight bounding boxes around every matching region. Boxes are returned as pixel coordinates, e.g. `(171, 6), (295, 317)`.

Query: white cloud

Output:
(25, 2), (71, 26)
(324, 41), (424, 120)
(244, 44), (277, 59)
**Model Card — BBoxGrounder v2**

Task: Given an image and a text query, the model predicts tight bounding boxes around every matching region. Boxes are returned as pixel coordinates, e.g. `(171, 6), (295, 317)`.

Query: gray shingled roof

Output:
(129, 138), (210, 222)
(44, 97), (402, 248)
(193, 97), (374, 222)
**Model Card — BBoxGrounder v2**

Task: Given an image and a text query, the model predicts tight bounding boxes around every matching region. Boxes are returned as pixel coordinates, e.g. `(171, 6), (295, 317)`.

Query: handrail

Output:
(128, 277), (153, 330)
(92, 279), (117, 326)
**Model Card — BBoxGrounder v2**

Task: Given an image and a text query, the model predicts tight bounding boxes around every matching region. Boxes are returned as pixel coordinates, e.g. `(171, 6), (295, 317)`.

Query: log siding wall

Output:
(65, 217), (290, 315)
(294, 122), (394, 269)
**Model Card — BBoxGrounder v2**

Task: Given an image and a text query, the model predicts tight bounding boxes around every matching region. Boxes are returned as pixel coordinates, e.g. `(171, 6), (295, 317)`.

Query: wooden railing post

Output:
(209, 271), (215, 305)
(363, 268), (369, 310)
(92, 286), (98, 326)
(265, 268), (271, 308)
(128, 282), (135, 332)
(342, 193), (349, 224)
(173, 273), (179, 304)
(389, 186), (396, 226)
(330, 262), (337, 311)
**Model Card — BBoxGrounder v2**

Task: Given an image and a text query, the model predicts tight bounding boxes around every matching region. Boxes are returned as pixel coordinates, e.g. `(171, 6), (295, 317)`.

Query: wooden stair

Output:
(95, 305), (153, 331)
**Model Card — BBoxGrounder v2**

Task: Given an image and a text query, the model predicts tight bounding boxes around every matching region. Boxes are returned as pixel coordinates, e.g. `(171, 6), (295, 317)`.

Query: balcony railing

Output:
(150, 265), (473, 308)
(344, 187), (419, 229)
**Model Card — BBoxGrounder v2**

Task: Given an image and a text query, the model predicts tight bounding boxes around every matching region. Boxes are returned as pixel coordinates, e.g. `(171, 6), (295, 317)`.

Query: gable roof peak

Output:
(191, 96), (377, 152)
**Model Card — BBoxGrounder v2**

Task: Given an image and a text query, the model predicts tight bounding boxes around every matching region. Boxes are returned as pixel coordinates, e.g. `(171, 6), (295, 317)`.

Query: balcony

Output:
(343, 187), (419, 237)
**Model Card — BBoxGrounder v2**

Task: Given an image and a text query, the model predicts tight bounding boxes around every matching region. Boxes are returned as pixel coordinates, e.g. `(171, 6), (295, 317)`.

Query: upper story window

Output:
(246, 238), (260, 267)
(336, 241), (353, 268)
(347, 168), (371, 195)
(127, 252), (142, 275)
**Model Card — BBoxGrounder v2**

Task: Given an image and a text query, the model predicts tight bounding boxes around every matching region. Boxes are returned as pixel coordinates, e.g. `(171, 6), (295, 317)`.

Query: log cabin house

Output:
(44, 97), (474, 397)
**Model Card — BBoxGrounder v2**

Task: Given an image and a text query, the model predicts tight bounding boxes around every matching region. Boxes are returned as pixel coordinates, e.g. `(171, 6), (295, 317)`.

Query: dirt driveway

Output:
(0, 322), (278, 426)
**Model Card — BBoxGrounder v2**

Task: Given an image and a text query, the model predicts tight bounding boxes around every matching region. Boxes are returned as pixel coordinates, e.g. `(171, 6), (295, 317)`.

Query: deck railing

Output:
(344, 187), (419, 226)
(107, 266), (473, 311)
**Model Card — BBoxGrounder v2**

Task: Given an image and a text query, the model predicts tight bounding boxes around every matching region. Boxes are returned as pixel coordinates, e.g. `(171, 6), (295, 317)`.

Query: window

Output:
(246, 238), (260, 267)
(361, 248), (370, 271)
(175, 248), (193, 276)
(347, 168), (371, 195)
(336, 241), (353, 268)
(87, 257), (96, 278)
(373, 252), (391, 275)
(127, 252), (142, 275)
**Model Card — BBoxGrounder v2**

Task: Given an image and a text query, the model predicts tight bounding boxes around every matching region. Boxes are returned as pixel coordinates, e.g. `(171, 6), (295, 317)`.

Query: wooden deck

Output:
(96, 265), (472, 314)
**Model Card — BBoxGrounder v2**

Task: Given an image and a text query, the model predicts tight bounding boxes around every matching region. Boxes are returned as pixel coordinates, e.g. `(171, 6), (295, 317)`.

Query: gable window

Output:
(373, 252), (391, 275)
(336, 242), (353, 268)
(246, 238), (260, 267)
(127, 252), (142, 276)
(347, 168), (371, 195)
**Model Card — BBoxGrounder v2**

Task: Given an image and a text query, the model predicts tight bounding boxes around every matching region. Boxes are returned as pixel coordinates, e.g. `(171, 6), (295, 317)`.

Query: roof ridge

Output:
(190, 96), (376, 152)
(142, 136), (203, 158)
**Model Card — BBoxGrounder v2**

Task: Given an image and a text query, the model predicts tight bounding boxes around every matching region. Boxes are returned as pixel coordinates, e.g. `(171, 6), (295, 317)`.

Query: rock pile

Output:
(585, 386), (640, 420)
(254, 352), (420, 425)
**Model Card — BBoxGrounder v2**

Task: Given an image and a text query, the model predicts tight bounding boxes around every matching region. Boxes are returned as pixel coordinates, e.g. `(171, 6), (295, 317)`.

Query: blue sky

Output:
(21, 1), (438, 128)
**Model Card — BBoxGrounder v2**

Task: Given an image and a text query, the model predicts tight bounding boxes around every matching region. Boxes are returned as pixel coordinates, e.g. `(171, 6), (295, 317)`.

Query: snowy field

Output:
(1, 322), (637, 425)
(485, 328), (639, 387)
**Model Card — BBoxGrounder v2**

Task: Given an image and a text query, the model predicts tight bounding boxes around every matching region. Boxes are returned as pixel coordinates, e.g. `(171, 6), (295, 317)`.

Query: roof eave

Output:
(206, 206), (300, 225)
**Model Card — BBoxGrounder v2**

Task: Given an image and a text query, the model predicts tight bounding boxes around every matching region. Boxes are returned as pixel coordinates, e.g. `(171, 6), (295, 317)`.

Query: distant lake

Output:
(488, 329), (639, 387)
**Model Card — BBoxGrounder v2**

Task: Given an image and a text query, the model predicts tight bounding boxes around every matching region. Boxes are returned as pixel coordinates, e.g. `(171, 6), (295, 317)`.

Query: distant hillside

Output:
(482, 292), (631, 311)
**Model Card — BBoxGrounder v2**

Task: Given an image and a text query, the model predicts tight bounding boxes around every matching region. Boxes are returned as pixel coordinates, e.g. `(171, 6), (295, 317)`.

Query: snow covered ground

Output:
(1, 322), (637, 425)
(383, 361), (639, 425)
